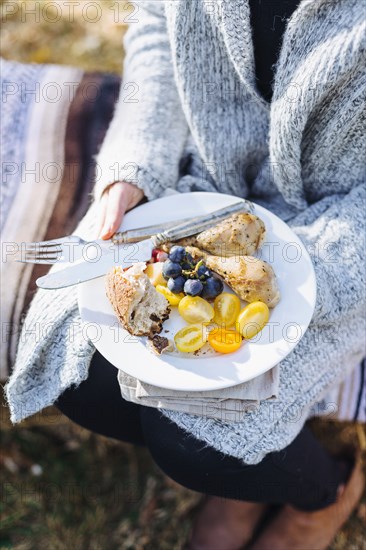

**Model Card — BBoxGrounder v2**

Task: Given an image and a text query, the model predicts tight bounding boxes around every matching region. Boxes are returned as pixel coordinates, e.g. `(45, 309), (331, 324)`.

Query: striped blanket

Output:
(1, 58), (120, 378)
(1, 58), (364, 423)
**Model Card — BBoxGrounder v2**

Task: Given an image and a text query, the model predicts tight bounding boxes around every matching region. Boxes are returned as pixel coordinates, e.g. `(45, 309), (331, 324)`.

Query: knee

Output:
(140, 407), (246, 496)
(140, 408), (212, 488)
(140, 408), (202, 470)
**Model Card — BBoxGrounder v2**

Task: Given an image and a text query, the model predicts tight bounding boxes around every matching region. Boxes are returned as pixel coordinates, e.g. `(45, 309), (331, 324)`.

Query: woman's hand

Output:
(97, 181), (145, 240)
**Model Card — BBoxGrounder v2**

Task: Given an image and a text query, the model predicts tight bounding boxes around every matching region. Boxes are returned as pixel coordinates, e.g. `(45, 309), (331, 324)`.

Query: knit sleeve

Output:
(290, 183), (366, 326)
(94, 1), (189, 201)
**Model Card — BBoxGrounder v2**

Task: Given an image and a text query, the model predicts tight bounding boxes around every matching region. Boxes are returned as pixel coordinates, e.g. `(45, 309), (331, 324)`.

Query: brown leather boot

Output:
(187, 496), (267, 550)
(249, 450), (365, 550)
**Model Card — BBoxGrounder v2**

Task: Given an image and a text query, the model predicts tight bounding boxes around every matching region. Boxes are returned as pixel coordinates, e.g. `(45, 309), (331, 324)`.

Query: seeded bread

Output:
(106, 263), (170, 336)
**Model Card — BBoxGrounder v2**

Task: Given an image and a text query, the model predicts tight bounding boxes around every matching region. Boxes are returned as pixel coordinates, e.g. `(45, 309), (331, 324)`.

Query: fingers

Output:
(97, 181), (145, 240)
(99, 182), (128, 240)
(96, 190), (109, 239)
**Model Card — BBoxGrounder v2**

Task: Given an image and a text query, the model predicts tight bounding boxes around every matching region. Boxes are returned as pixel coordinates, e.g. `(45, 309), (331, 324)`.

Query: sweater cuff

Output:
(93, 161), (168, 202)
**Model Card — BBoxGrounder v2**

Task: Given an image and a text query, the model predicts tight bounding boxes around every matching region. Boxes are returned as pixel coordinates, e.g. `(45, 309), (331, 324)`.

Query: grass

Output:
(0, 418), (200, 549)
(0, 0), (127, 73)
(1, 1), (365, 548)
(0, 417), (365, 549)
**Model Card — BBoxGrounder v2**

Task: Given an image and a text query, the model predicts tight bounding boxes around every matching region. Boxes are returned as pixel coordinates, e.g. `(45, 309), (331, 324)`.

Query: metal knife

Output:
(36, 200), (248, 290)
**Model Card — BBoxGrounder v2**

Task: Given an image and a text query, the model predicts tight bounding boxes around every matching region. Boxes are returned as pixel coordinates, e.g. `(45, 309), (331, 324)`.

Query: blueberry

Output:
(167, 276), (186, 294)
(202, 276), (224, 299)
(185, 252), (194, 264)
(184, 279), (203, 296)
(196, 264), (211, 280)
(162, 260), (182, 279)
(168, 246), (186, 263)
(181, 253), (196, 270)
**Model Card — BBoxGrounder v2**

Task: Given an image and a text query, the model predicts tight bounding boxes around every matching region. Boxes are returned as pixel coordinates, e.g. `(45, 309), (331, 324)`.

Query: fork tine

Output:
(22, 246), (63, 256)
(22, 250), (61, 259)
(23, 250), (63, 258)
(23, 243), (63, 253)
(25, 236), (80, 247)
(16, 258), (59, 264)
(24, 239), (64, 247)
(24, 251), (61, 259)
(22, 252), (62, 261)
(24, 243), (63, 250)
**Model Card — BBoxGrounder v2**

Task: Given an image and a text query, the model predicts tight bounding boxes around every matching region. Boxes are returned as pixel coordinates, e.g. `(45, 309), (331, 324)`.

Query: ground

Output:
(1, 415), (365, 549)
(0, 1), (365, 548)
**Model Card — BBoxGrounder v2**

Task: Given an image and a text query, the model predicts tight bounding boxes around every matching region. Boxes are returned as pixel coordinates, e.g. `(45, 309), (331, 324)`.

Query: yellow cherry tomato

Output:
(174, 324), (206, 353)
(145, 262), (167, 287)
(208, 327), (243, 354)
(156, 285), (184, 306)
(236, 301), (270, 339)
(213, 292), (241, 327)
(178, 295), (214, 324)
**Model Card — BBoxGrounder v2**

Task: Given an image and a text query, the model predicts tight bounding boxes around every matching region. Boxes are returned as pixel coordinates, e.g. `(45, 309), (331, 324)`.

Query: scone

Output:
(106, 262), (170, 336)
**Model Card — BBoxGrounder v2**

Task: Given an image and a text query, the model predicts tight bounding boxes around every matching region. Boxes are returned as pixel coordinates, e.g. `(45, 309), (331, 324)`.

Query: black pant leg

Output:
(55, 351), (146, 446)
(140, 407), (345, 511)
(55, 353), (345, 511)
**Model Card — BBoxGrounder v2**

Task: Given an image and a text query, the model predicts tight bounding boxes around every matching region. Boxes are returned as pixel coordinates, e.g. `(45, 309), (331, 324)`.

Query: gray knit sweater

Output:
(6, 0), (366, 464)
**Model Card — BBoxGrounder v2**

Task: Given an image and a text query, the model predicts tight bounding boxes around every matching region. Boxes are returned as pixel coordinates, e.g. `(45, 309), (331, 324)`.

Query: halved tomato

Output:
(156, 285), (184, 306)
(236, 301), (270, 339)
(174, 324), (206, 353)
(178, 296), (214, 324)
(145, 262), (167, 287)
(208, 328), (243, 354)
(213, 292), (241, 327)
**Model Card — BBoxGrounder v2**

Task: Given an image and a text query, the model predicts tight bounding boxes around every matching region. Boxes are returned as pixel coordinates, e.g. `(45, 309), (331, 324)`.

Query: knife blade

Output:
(36, 240), (153, 289)
(36, 199), (249, 289)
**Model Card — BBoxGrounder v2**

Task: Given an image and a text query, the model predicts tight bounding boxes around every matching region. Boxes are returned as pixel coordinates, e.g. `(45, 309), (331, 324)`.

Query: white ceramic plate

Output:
(78, 192), (316, 391)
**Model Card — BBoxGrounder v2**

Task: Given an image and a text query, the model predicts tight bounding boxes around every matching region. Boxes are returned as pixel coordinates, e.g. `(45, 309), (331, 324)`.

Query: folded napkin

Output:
(117, 365), (279, 422)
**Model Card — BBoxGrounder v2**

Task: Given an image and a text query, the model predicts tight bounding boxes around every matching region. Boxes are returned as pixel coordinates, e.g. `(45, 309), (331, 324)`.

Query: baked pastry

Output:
(106, 262), (170, 336)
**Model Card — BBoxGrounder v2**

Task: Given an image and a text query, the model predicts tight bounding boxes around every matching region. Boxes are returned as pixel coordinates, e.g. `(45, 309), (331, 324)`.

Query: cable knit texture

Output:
(5, 0), (366, 464)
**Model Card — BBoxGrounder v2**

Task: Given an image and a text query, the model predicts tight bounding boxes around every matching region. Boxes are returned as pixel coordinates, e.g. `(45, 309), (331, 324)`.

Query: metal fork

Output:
(16, 218), (192, 265)
(16, 236), (109, 264)
(17, 200), (254, 265)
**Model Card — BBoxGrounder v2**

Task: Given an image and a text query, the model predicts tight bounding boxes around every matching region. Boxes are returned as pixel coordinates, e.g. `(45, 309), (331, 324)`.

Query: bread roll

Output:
(106, 263), (170, 336)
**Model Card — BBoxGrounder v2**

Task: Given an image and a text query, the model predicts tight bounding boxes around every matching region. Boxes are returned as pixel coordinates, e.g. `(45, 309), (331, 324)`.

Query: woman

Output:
(6, 1), (365, 548)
